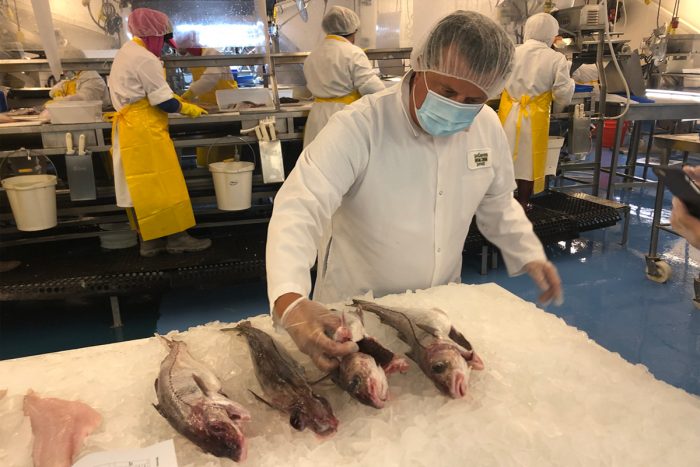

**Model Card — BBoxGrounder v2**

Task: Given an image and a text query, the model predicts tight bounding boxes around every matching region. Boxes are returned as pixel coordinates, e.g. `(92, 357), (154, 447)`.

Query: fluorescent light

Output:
(645, 89), (700, 103)
(175, 23), (265, 48)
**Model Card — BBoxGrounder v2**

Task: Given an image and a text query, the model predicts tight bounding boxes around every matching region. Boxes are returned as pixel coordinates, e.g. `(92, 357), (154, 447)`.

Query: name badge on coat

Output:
(467, 149), (491, 170)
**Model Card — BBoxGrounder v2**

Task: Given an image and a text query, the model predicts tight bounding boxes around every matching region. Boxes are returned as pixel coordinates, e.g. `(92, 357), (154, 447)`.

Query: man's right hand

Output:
(275, 295), (358, 371)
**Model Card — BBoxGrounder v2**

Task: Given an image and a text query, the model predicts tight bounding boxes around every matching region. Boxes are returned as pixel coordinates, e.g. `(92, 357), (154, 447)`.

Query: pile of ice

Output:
(1, 283), (700, 466)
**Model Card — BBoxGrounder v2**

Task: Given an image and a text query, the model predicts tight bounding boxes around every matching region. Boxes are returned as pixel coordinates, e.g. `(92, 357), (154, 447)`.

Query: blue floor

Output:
(1, 149), (699, 397)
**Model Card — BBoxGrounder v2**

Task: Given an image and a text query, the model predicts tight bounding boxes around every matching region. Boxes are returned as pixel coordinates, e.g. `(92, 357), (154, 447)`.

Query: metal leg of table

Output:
(624, 122), (642, 182)
(694, 276), (700, 309)
(491, 248), (499, 269)
(648, 147), (672, 259)
(110, 296), (125, 341)
(619, 206), (630, 246)
(480, 245), (488, 276)
(682, 151), (689, 165)
(606, 119), (625, 200)
(642, 123), (656, 181)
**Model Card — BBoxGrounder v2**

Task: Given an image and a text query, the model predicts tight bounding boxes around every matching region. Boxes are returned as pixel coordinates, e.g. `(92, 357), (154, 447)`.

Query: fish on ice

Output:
(353, 299), (484, 398)
(153, 336), (249, 462)
(228, 321), (339, 437)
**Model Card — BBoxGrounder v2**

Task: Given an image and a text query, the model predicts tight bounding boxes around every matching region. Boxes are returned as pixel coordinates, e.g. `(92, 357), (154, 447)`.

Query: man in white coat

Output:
(302, 5), (385, 147)
(267, 11), (563, 371)
(498, 13), (575, 208)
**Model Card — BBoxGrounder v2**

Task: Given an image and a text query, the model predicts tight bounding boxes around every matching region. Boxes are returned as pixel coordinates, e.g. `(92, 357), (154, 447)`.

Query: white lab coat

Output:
(187, 47), (233, 97)
(302, 36), (384, 147)
(501, 40), (575, 180)
(50, 71), (111, 108)
(108, 40), (176, 207)
(266, 72), (547, 306)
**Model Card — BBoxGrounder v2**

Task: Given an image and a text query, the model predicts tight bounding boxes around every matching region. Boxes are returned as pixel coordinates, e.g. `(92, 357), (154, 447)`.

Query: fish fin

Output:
(152, 403), (166, 418)
(222, 320), (252, 335)
(248, 389), (275, 409)
(155, 334), (173, 349)
(191, 373), (212, 396)
(153, 378), (159, 396)
(405, 350), (418, 362)
(309, 372), (333, 385)
(356, 336), (394, 368)
(416, 323), (442, 338)
(448, 326), (474, 351)
(468, 352), (485, 370)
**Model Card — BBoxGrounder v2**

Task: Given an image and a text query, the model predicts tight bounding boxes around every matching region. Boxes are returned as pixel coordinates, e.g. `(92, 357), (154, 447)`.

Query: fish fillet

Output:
(23, 391), (102, 467)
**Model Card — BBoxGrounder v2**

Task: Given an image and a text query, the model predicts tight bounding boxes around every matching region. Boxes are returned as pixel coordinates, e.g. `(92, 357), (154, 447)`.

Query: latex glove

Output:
(524, 260), (563, 306)
(179, 101), (207, 118)
(279, 297), (359, 371)
(180, 89), (195, 101)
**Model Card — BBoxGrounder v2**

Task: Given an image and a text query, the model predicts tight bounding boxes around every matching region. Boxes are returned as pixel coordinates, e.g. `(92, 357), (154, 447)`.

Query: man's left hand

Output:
(524, 260), (563, 306)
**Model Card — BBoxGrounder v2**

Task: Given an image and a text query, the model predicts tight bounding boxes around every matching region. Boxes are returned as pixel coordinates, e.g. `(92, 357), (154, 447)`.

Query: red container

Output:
(601, 119), (630, 148)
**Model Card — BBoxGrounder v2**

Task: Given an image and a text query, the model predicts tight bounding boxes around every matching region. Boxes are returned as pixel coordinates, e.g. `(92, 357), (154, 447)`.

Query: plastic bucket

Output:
(545, 137), (565, 176)
(601, 120), (630, 148)
(209, 161), (254, 211)
(1, 174), (57, 231)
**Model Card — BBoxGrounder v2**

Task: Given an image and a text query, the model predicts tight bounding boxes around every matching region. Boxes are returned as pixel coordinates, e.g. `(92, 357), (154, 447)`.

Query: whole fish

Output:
(353, 299), (484, 398)
(329, 310), (410, 409)
(229, 321), (338, 437)
(154, 336), (249, 462)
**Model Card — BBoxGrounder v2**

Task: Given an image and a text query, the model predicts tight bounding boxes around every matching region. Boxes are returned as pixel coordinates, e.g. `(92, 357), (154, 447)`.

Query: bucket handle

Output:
(0, 148), (58, 183)
(205, 135), (258, 170)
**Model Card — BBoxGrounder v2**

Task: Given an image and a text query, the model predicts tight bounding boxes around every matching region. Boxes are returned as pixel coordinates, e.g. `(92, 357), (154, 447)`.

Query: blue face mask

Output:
(414, 74), (484, 137)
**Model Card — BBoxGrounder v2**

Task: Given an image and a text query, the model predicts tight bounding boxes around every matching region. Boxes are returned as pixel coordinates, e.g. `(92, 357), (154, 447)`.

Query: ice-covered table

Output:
(2, 283), (699, 467)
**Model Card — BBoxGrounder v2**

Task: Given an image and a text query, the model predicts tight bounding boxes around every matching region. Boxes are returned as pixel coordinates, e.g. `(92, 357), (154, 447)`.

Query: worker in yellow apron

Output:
(49, 70), (110, 107)
(302, 6), (385, 147)
(108, 7), (211, 257)
(498, 13), (575, 209)
(176, 38), (240, 166)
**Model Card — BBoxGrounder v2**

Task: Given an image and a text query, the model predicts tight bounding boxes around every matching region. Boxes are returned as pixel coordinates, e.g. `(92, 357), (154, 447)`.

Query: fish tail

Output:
(155, 334), (174, 349)
(222, 320), (253, 336)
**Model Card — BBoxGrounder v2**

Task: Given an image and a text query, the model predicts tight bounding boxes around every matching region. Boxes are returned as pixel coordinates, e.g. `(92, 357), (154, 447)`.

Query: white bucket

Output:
(546, 137), (565, 176)
(209, 161), (254, 211)
(1, 174), (58, 231)
(99, 222), (138, 249)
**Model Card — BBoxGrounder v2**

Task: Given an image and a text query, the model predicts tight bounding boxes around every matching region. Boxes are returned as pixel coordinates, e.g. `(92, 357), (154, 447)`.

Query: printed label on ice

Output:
(467, 149), (491, 170)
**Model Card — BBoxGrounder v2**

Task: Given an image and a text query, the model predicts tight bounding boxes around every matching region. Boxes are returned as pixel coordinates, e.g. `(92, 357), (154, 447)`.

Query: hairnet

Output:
(410, 11), (515, 99)
(321, 6), (360, 36)
(128, 8), (172, 38)
(523, 13), (560, 46)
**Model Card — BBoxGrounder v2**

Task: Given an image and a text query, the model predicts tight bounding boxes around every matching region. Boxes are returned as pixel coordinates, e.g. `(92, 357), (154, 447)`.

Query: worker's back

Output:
(504, 39), (573, 105)
(303, 36), (383, 99)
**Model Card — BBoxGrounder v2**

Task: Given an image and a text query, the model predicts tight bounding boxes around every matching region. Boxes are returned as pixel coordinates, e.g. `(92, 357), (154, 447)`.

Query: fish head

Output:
(424, 342), (471, 399)
(200, 414), (248, 462)
(338, 352), (389, 408)
(290, 393), (339, 437)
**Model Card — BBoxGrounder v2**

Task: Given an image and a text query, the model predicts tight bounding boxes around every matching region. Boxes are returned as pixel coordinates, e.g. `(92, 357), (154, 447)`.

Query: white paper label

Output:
(467, 149), (491, 170)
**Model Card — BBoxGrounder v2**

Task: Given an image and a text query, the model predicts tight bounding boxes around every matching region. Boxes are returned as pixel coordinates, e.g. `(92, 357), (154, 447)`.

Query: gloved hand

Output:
(180, 90), (195, 101)
(524, 260), (563, 306)
(179, 101), (208, 118)
(50, 89), (64, 98)
(279, 297), (359, 371)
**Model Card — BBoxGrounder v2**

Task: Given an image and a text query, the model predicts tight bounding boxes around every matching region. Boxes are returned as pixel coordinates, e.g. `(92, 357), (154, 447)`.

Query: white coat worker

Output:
(302, 5), (385, 147)
(48, 47), (110, 109)
(266, 11), (563, 372)
(108, 8), (212, 257)
(176, 31), (239, 166)
(498, 13), (575, 209)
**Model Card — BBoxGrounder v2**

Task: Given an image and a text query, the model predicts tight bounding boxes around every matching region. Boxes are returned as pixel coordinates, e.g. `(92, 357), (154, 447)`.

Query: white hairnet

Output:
(523, 13), (560, 46)
(410, 10), (515, 99)
(321, 6), (360, 36)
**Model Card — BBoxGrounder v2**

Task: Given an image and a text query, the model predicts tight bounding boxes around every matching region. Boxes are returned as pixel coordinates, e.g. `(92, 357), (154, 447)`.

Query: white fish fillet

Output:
(23, 391), (102, 467)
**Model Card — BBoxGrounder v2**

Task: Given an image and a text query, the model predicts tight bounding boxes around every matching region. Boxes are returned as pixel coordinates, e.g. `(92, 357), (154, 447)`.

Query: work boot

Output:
(166, 231), (212, 254)
(140, 238), (166, 257)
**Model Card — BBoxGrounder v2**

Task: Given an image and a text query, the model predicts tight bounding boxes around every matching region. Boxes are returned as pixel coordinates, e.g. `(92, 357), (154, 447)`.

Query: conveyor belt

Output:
(0, 226), (266, 301)
(531, 191), (622, 231)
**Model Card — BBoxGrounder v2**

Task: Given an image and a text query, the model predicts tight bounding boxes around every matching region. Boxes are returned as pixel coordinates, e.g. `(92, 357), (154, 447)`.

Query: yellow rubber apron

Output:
(112, 98), (195, 240)
(498, 89), (553, 193)
(191, 49), (239, 166)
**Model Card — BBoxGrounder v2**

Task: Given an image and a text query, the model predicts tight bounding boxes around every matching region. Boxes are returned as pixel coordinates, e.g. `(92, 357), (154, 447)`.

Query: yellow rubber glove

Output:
(180, 90), (195, 101)
(179, 101), (208, 118)
(51, 89), (65, 98)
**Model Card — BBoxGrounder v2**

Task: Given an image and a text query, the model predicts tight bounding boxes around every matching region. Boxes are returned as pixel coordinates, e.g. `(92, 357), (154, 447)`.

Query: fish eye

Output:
(431, 362), (448, 374)
(290, 411), (305, 431)
(348, 375), (362, 392)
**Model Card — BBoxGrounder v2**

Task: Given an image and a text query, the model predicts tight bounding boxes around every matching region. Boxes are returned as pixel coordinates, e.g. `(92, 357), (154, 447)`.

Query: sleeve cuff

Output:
(147, 85), (177, 107)
(267, 282), (309, 315)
